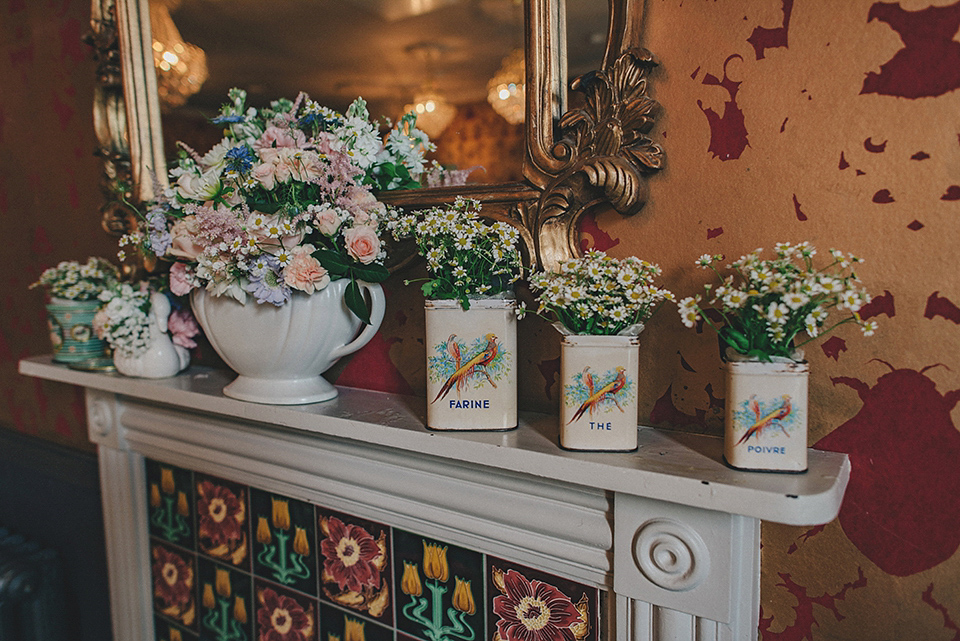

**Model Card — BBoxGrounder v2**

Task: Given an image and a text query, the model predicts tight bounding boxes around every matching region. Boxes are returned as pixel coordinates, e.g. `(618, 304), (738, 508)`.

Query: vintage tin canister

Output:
(559, 334), (640, 451)
(424, 298), (517, 431)
(724, 360), (809, 472)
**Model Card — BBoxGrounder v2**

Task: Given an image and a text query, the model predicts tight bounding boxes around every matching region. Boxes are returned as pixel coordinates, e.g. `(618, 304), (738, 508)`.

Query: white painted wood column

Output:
(20, 357), (849, 641)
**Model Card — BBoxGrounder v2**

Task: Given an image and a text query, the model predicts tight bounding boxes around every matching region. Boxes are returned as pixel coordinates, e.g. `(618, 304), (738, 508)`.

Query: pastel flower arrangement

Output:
(677, 242), (876, 361)
(122, 88), (435, 323)
(387, 197), (525, 309)
(30, 257), (119, 301)
(94, 281), (199, 358)
(524, 250), (674, 335)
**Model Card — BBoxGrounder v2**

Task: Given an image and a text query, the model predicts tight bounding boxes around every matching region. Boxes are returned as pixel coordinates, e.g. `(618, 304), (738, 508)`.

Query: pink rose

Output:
(167, 309), (200, 349)
(251, 160), (277, 191)
(343, 225), (381, 265)
(169, 262), (196, 296)
(311, 205), (342, 236)
(168, 216), (204, 260)
(283, 248), (330, 294)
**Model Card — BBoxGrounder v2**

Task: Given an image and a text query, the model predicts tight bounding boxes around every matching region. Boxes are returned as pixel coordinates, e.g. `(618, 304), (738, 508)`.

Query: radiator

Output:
(0, 529), (66, 641)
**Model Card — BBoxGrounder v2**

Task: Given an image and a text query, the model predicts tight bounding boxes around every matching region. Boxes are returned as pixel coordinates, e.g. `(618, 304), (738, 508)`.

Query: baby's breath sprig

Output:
(678, 242), (876, 361)
(526, 250), (674, 335)
(387, 197), (524, 310)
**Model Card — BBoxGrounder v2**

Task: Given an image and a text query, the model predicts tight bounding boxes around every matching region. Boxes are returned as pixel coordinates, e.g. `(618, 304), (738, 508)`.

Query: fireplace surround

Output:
(20, 356), (849, 641)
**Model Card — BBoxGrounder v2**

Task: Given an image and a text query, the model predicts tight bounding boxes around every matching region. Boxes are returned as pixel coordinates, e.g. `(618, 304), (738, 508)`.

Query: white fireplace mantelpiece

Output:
(20, 357), (849, 641)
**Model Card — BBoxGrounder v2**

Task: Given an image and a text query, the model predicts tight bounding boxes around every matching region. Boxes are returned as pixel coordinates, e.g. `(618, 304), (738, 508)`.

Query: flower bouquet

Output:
(526, 250), (674, 451)
(94, 280), (198, 378)
(526, 249), (674, 336)
(388, 197), (525, 309)
(677, 242), (876, 361)
(388, 198), (525, 430)
(119, 88), (435, 403)
(677, 242), (877, 472)
(122, 87), (435, 323)
(30, 257), (119, 302)
(30, 257), (120, 363)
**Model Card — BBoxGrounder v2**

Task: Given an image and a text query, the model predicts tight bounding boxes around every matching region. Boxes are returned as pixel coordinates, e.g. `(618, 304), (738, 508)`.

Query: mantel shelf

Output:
(20, 356), (850, 525)
(21, 355), (852, 640)
(20, 355), (848, 527)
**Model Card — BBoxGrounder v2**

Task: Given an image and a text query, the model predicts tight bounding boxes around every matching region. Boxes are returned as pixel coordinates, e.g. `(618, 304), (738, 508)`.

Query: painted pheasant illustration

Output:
(568, 366), (627, 424)
(737, 394), (792, 445)
(432, 333), (500, 403)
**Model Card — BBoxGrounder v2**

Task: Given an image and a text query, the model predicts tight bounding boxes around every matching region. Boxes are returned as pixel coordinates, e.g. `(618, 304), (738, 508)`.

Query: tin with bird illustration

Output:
(724, 360), (809, 472)
(424, 298), (518, 431)
(559, 334), (640, 451)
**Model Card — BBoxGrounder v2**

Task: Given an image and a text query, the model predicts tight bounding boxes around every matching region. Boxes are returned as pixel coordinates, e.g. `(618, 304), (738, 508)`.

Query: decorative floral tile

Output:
(254, 580), (318, 641)
(146, 459), (195, 546)
(197, 557), (253, 641)
(250, 488), (318, 596)
(316, 508), (392, 621)
(151, 540), (199, 631)
(318, 602), (393, 641)
(155, 617), (199, 641)
(486, 557), (599, 641)
(392, 529), (485, 641)
(196, 473), (250, 568)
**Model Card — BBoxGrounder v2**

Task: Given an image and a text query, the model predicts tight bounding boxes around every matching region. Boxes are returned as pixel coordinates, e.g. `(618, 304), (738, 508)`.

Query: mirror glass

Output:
(150, 0), (607, 186)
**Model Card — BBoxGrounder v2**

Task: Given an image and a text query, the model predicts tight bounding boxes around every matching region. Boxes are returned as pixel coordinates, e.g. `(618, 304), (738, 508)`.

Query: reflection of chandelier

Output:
(403, 92), (457, 138)
(487, 48), (525, 125)
(149, 0), (208, 110)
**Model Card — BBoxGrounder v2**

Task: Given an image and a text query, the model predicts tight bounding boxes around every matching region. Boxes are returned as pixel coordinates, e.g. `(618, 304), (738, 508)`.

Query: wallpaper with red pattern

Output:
(1, 0), (118, 451)
(4, 0), (959, 639)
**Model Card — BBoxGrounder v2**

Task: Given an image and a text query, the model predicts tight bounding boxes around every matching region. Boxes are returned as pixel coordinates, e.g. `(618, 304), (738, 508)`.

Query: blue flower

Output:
(211, 114), (245, 125)
(224, 146), (255, 174)
(245, 257), (290, 306)
(149, 230), (172, 255)
(146, 208), (167, 231)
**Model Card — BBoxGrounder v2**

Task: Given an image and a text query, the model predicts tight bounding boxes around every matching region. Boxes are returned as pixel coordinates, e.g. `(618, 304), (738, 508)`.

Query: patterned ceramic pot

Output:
(560, 334), (639, 451)
(724, 360), (809, 473)
(424, 298), (517, 431)
(45, 298), (108, 364)
(190, 280), (385, 405)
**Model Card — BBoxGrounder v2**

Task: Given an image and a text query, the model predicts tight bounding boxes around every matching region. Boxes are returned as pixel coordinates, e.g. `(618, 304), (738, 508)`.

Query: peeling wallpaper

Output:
(3, 0), (959, 639)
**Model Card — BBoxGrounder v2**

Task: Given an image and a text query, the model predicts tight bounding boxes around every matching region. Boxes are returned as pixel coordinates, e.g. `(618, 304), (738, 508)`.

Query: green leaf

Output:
(246, 201), (283, 215)
(313, 248), (350, 276)
(345, 278), (371, 325)
(347, 262), (389, 283)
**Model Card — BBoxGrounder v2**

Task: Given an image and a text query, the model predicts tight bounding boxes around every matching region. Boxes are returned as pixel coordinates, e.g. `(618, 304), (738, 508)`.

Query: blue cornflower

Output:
(210, 114), (245, 125)
(224, 146), (255, 174)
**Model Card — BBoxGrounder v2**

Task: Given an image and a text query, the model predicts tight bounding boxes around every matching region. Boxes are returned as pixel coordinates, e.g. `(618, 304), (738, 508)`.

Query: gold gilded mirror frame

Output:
(88, 0), (662, 272)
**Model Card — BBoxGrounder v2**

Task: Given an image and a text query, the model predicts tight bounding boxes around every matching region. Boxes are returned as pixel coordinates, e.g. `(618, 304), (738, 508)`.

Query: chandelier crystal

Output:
(150, 0), (208, 110)
(487, 48), (525, 125)
(404, 92), (457, 139)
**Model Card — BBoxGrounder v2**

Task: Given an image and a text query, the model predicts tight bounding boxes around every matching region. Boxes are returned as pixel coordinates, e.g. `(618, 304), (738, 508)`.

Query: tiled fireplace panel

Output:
(146, 459), (602, 641)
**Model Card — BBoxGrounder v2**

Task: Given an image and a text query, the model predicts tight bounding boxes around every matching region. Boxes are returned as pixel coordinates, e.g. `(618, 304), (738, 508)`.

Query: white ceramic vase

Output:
(190, 279), (385, 404)
(424, 297), (517, 431)
(113, 293), (190, 378)
(559, 334), (640, 451)
(723, 360), (809, 473)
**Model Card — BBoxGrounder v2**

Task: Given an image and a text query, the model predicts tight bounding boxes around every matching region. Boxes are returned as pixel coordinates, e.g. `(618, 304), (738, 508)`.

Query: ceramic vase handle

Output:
(329, 281), (386, 361)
